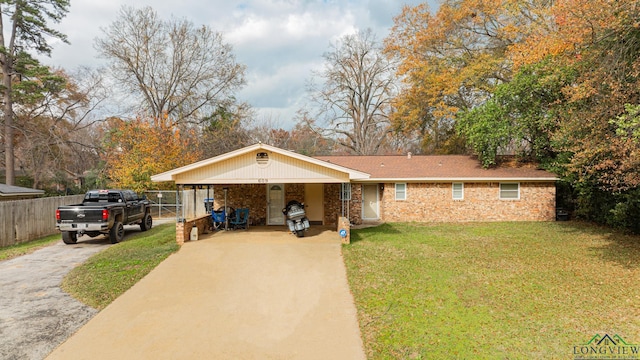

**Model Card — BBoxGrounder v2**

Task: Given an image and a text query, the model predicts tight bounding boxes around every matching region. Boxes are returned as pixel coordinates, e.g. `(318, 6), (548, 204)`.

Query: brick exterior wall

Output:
(209, 183), (310, 226)
(285, 184), (305, 206)
(212, 184), (267, 226)
(193, 181), (554, 233)
(176, 215), (211, 244)
(323, 183), (363, 226)
(176, 221), (185, 245)
(379, 182), (556, 222)
(350, 185), (363, 224)
(324, 184), (341, 226)
(205, 183), (364, 227)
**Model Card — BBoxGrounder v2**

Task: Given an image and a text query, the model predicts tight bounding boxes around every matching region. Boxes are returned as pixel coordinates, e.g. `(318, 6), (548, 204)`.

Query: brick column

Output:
(337, 216), (350, 244)
(175, 221), (185, 245)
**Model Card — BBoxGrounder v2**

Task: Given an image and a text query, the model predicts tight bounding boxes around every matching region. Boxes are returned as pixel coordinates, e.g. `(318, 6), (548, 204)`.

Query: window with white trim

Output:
(499, 183), (520, 200)
(395, 183), (407, 200)
(452, 183), (464, 200)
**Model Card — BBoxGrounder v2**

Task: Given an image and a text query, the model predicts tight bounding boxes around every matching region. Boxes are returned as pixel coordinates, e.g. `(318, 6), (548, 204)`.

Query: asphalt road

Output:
(0, 235), (112, 360)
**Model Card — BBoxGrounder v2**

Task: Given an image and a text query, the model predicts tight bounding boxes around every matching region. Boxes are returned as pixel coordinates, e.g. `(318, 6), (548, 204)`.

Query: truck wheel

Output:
(109, 222), (124, 244)
(140, 213), (153, 231)
(296, 230), (305, 238)
(62, 231), (78, 244)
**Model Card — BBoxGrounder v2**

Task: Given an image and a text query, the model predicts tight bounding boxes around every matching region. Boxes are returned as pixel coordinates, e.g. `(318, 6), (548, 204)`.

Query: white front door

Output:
(267, 184), (285, 225)
(362, 184), (379, 220)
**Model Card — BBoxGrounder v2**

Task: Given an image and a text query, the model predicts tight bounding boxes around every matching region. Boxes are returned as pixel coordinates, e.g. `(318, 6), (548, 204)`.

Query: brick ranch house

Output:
(151, 143), (558, 242)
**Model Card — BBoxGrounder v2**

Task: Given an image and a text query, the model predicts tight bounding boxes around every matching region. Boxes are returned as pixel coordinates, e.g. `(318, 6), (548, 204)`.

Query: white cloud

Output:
(240, 58), (322, 106)
(226, 5), (356, 48)
(40, 0), (439, 128)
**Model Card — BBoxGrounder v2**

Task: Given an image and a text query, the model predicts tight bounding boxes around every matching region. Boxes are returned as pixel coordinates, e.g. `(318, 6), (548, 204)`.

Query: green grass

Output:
(343, 222), (640, 359)
(62, 223), (179, 310)
(0, 234), (61, 261)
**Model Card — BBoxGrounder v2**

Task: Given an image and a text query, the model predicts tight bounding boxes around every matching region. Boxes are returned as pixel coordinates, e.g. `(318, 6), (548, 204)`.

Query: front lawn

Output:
(343, 222), (640, 359)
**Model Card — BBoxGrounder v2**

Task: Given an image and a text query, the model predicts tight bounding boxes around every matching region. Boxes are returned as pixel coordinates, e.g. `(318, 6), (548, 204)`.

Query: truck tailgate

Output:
(57, 208), (106, 223)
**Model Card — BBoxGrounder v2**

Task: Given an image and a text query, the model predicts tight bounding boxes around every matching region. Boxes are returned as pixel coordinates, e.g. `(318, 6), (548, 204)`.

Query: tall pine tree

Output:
(0, 0), (69, 185)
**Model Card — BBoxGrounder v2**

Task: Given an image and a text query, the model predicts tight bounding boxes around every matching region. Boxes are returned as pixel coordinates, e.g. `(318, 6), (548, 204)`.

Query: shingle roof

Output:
(0, 184), (45, 196)
(313, 155), (557, 181)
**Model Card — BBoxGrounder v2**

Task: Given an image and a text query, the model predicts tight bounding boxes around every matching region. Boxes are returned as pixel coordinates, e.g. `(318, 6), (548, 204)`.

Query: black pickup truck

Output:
(56, 189), (153, 244)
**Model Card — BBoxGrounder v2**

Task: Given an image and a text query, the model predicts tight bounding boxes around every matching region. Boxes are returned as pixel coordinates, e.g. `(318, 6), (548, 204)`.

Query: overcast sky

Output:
(43, 0), (439, 128)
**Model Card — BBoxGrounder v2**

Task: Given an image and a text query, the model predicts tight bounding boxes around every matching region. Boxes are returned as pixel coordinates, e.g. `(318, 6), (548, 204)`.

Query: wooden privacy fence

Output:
(0, 195), (84, 248)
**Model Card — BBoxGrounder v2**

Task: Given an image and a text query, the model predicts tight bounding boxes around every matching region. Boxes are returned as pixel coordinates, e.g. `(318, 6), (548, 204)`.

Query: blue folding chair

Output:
(230, 208), (249, 230)
(211, 209), (226, 230)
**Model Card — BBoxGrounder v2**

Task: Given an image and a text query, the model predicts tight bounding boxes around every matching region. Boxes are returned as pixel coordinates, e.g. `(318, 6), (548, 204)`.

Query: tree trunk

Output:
(3, 62), (14, 186)
(0, 3), (15, 186)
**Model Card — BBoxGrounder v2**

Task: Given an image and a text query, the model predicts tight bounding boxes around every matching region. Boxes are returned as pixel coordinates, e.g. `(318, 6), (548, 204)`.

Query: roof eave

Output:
(0, 192), (43, 196)
(353, 177), (559, 182)
(151, 143), (265, 182)
(151, 143), (371, 183)
(265, 145), (370, 179)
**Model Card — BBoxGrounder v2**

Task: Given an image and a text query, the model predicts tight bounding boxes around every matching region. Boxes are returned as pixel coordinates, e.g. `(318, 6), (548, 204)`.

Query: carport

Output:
(150, 143), (369, 244)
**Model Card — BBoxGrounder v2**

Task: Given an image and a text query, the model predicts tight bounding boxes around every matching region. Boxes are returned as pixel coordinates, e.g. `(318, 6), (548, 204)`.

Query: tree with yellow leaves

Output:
(102, 116), (201, 192)
(385, 0), (550, 153)
(451, 0), (640, 231)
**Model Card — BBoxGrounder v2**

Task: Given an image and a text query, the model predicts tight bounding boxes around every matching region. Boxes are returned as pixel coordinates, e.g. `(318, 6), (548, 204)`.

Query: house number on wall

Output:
(257, 178), (269, 183)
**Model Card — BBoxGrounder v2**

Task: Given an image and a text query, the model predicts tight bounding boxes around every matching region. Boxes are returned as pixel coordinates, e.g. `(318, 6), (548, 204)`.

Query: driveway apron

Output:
(47, 228), (366, 360)
(0, 239), (110, 360)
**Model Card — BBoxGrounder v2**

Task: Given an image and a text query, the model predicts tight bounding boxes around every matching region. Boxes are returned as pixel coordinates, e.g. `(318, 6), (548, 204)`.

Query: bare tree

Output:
(14, 67), (108, 188)
(245, 114), (288, 147)
(308, 29), (398, 155)
(199, 102), (253, 158)
(95, 6), (246, 125)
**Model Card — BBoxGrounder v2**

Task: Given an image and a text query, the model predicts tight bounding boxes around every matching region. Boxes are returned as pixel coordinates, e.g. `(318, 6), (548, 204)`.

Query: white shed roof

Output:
(151, 143), (370, 184)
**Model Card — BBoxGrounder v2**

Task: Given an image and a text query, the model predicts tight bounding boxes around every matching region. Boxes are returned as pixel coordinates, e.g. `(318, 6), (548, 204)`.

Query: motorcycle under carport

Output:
(282, 200), (310, 237)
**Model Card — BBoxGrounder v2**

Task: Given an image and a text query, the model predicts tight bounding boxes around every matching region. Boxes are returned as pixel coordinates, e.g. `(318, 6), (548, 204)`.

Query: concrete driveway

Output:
(47, 227), (366, 360)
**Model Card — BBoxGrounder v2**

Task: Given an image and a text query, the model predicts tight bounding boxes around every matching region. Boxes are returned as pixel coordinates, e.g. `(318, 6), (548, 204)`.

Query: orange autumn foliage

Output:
(102, 116), (201, 192)
(509, 0), (635, 68)
(385, 0), (551, 152)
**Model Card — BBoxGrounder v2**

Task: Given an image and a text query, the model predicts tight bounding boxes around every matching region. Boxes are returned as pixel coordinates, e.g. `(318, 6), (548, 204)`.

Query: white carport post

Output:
(192, 185), (197, 219)
(223, 187), (228, 230)
(176, 185), (185, 223)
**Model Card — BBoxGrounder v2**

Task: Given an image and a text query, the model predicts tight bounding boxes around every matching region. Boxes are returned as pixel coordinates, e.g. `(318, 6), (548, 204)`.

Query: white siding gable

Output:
(173, 150), (351, 184)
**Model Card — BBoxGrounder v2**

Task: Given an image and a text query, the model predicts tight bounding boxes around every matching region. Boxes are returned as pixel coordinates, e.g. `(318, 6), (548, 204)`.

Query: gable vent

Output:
(256, 152), (270, 166)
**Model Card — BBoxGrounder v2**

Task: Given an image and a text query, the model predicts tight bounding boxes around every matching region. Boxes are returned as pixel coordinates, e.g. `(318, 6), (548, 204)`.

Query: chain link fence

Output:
(144, 189), (214, 221)
(144, 191), (179, 219)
